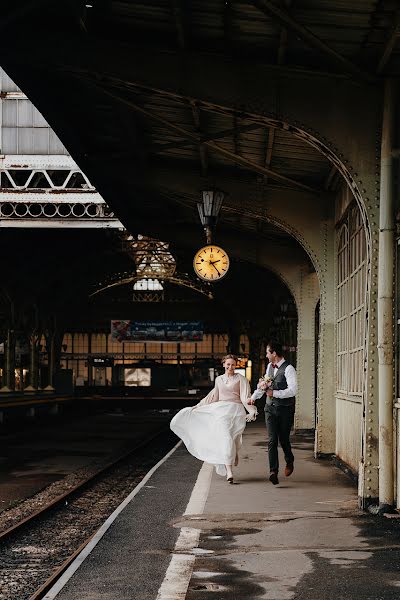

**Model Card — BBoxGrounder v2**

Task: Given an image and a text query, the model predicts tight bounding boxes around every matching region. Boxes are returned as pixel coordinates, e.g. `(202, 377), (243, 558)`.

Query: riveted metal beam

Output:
(190, 101), (208, 177)
(377, 11), (400, 74)
(377, 78), (396, 510)
(250, 0), (376, 83)
(89, 82), (318, 193)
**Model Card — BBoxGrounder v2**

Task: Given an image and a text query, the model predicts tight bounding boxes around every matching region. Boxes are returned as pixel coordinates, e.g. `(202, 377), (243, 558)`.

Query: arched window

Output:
(336, 205), (366, 397)
(337, 224), (349, 393)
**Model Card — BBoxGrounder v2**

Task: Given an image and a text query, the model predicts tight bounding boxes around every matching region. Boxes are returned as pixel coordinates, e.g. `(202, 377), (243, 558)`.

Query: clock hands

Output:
(211, 262), (222, 276)
(206, 258), (223, 277)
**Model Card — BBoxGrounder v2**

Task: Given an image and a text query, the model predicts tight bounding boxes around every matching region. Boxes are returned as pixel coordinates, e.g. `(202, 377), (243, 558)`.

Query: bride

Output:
(170, 354), (257, 483)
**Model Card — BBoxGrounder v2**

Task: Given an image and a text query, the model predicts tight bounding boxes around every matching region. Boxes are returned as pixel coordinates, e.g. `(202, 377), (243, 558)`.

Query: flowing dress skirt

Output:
(170, 401), (246, 476)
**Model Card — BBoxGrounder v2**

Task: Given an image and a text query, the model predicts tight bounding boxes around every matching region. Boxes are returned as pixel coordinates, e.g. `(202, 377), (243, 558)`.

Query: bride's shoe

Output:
(226, 466), (234, 484)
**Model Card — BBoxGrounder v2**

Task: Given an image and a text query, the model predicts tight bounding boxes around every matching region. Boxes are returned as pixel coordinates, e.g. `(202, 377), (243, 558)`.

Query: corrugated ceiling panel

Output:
(49, 130), (69, 155)
(0, 68), (21, 93)
(2, 101), (17, 127)
(2, 128), (17, 154)
(0, 75), (70, 156)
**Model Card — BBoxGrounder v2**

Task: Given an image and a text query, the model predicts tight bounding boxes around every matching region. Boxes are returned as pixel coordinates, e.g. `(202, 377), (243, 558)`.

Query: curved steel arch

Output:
(90, 273), (213, 300)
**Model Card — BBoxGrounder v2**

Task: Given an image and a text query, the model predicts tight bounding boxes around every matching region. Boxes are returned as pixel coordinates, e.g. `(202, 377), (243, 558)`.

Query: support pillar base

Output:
(367, 502), (396, 515)
(24, 385), (37, 393)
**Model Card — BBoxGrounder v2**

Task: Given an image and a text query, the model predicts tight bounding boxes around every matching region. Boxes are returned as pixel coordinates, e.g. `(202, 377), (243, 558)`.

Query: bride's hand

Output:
(247, 398), (255, 405)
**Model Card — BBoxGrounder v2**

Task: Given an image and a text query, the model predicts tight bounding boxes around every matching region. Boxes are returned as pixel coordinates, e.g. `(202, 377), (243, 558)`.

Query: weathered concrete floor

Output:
(179, 422), (400, 599)
(53, 421), (400, 600)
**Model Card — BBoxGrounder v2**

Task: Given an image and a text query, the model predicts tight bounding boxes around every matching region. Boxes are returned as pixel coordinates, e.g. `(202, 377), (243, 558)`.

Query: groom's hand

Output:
(266, 389), (273, 398)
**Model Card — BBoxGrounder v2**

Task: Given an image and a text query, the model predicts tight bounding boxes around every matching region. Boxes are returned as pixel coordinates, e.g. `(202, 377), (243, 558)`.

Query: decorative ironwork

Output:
(0, 197), (123, 228)
(133, 278), (164, 291)
(132, 291), (165, 303)
(90, 272), (213, 300)
(121, 233), (177, 278)
(0, 169), (93, 190)
(0, 77), (123, 229)
(89, 233), (212, 300)
(132, 278), (164, 300)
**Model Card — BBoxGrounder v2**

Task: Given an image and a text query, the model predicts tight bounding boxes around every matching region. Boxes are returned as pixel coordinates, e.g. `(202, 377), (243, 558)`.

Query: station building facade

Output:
(0, 59), (399, 511)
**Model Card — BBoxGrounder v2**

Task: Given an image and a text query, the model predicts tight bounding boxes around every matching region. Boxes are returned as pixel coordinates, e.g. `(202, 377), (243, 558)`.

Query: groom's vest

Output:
(266, 360), (295, 408)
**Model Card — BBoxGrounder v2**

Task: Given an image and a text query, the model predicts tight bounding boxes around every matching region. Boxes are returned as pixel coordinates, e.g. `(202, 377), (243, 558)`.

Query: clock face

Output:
(193, 245), (230, 282)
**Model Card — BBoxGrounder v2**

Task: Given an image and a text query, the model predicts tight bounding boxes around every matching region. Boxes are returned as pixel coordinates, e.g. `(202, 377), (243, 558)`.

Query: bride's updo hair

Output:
(222, 354), (238, 364)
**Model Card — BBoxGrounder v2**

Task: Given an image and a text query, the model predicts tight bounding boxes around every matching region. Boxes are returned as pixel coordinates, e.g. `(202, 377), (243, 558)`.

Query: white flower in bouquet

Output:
(257, 374), (274, 391)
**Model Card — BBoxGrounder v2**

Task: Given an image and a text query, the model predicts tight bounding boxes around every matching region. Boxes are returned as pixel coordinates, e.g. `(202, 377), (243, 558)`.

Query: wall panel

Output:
(336, 398), (362, 471)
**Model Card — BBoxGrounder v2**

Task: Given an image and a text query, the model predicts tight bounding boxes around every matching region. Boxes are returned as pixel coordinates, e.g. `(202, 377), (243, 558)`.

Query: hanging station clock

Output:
(193, 245), (230, 282)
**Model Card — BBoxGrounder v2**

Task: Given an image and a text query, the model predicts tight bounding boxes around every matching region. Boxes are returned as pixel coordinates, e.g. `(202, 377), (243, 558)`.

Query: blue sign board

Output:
(111, 320), (203, 342)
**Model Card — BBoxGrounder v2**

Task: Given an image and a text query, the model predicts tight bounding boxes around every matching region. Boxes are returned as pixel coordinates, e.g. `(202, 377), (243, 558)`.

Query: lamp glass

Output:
(201, 190), (224, 217)
(197, 203), (205, 224)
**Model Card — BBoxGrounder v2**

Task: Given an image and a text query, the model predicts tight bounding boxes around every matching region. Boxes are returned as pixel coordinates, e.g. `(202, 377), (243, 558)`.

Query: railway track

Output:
(0, 427), (177, 600)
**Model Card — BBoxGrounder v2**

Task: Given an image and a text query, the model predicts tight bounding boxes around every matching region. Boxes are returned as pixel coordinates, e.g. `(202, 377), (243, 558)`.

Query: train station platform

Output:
(46, 422), (400, 600)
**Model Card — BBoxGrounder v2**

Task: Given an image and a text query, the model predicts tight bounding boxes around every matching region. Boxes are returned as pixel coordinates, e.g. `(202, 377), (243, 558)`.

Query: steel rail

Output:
(28, 535), (95, 600)
(0, 425), (168, 541)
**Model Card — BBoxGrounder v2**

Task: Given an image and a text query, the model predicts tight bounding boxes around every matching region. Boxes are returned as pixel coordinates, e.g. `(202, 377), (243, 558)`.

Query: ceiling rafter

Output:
(153, 122), (263, 153)
(72, 73), (346, 138)
(233, 114), (239, 157)
(324, 164), (337, 191)
(250, 0), (376, 83)
(65, 55), (353, 97)
(263, 128), (275, 183)
(190, 101), (208, 177)
(377, 10), (400, 73)
(72, 73), (333, 193)
(92, 82), (318, 193)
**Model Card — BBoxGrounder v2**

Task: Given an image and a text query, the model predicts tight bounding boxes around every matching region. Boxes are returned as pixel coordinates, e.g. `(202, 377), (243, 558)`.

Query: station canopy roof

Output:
(0, 1), (399, 314)
(0, 0), (400, 237)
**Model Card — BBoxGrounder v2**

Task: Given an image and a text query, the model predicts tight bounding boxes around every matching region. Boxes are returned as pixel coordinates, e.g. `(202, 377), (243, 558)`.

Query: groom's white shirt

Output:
(251, 358), (297, 401)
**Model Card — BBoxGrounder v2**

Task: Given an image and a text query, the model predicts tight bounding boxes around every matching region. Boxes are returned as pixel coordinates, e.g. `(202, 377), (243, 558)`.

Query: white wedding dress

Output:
(170, 373), (257, 476)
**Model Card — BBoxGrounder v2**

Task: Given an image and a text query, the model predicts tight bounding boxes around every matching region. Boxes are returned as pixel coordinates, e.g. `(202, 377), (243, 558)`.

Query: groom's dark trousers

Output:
(265, 403), (295, 473)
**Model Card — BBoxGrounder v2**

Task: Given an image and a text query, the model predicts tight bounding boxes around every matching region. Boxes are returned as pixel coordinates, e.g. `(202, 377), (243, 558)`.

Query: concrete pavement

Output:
(177, 422), (400, 599)
(51, 420), (400, 599)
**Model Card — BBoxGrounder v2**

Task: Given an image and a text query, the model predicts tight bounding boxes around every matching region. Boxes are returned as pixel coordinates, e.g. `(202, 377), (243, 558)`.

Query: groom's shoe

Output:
(284, 462), (294, 477)
(269, 471), (279, 485)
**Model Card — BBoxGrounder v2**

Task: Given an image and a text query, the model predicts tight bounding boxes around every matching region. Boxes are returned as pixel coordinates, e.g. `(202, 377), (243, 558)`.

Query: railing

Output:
(58, 352), (228, 361)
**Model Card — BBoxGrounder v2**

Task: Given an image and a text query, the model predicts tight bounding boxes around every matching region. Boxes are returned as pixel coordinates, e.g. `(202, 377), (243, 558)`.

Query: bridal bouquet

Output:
(257, 374), (274, 391)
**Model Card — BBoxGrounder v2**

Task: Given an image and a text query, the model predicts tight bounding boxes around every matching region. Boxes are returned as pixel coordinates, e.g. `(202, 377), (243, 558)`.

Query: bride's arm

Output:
(239, 376), (257, 420)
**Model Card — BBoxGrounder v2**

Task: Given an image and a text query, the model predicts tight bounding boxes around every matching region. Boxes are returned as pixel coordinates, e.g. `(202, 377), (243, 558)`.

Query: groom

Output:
(249, 341), (297, 485)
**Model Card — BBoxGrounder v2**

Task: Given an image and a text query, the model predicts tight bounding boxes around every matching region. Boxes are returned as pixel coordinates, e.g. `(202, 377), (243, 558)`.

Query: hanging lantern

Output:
(197, 190), (225, 243)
